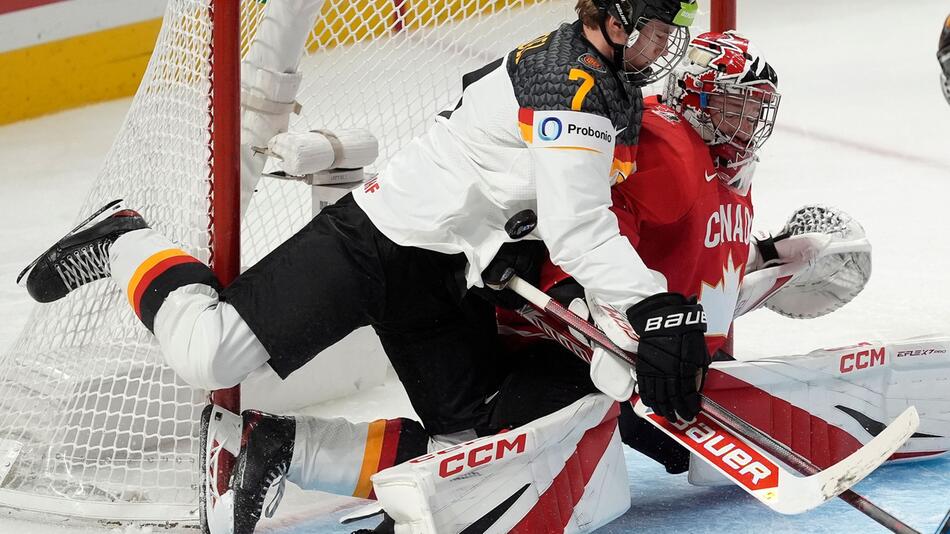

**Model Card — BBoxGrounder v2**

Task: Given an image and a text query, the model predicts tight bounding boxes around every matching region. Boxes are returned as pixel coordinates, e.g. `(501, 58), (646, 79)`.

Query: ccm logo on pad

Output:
(839, 347), (885, 373)
(410, 432), (529, 478)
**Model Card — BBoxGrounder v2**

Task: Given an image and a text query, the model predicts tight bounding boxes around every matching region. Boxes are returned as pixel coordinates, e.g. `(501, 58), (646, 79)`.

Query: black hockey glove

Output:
(626, 292), (711, 423)
(473, 240), (547, 309)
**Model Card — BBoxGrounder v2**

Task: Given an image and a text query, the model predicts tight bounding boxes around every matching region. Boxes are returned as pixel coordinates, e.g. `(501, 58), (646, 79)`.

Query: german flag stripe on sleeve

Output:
(518, 107), (534, 143)
(126, 248), (219, 332)
(353, 419), (389, 499)
(353, 418), (415, 500)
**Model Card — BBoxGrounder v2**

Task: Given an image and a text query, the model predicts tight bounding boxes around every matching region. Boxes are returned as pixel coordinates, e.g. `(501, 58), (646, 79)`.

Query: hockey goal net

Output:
(0, 0), (576, 523)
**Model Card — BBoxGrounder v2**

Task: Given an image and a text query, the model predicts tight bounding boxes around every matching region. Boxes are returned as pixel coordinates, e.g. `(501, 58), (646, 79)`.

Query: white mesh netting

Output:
(0, 0), (572, 522)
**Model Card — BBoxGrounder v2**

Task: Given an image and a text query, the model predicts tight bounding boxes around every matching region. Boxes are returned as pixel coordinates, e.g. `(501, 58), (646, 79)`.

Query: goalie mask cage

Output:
(0, 0), (732, 524)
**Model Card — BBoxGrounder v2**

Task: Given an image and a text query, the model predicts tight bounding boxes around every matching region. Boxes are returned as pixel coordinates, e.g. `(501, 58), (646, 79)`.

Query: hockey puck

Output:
(505, 209), (537, 239)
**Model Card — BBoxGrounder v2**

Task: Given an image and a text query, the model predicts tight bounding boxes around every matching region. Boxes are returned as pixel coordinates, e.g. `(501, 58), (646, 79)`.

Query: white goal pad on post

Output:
(0, 0), (574, 523)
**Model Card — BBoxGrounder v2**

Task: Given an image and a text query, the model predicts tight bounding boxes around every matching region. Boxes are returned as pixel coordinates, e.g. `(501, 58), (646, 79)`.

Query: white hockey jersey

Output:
(354, 22), (664, 311)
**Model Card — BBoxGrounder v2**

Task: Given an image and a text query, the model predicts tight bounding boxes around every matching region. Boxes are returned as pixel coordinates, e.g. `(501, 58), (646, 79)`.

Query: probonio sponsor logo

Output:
(567, 123), (612, 142)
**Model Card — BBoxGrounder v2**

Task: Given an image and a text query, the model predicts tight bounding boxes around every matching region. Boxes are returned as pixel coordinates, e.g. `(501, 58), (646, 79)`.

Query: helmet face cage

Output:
(942, 72), (950, 105)
(939, 45), (950, 104)
(597, 0), (697, 85)
(623, 18), (690, 85)
(665, 31), (781, 155)
(702, 83), (781, 153)
(939, 14), (950, 104)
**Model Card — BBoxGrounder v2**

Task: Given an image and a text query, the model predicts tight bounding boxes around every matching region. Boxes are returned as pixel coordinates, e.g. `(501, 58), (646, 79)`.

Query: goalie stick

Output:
(506, 275), (920, 533)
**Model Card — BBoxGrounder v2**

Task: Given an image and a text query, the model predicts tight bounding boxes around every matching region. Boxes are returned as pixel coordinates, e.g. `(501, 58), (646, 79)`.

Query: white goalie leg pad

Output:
(371, 394), (629, 534)
(688, 335), (950, 486)
(239, 0), (325, 217)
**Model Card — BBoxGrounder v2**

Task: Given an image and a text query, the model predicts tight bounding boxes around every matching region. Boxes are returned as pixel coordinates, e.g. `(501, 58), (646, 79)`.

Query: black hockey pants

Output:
(222, 194), (506, 435)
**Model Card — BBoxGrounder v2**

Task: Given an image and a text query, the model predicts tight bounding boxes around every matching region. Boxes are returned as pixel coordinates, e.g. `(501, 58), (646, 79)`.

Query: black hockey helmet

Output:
(591, 0), (697, 85)
(939, 14), (950, 104)
(594, 0), (694, 34)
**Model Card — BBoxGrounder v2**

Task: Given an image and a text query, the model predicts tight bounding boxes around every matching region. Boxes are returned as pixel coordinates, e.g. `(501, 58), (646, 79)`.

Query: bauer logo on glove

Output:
(644, 309), (707, 332)
(626, 292), (712, 423)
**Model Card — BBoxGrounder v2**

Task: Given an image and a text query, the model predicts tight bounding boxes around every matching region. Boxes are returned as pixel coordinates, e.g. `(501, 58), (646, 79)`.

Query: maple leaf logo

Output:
(699, 252), (744, 338)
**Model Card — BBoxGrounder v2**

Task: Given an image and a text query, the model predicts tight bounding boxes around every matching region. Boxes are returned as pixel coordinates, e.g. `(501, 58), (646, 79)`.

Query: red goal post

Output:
(709, 0), (737, 356)
(711, 0), (736, 33)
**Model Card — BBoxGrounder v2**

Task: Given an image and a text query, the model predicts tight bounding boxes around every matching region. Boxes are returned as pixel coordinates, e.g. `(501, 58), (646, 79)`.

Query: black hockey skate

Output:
(231, 409), (296, 534)
(17, 199), (147, 302)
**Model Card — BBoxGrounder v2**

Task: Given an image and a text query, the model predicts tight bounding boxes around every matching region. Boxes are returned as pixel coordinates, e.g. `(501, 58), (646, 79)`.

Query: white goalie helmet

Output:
(663, 31), (781, 195)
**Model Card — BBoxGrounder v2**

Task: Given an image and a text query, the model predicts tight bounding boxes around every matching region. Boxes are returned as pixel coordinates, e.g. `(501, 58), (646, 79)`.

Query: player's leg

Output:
(487, 338), (691, 473)
(484, 339), (599, 431)
(21, 195), (388, 390)
(374, 289), (508, 439)
(209, 408), (428, 534)
(222, 211), (507, 531)
(19, 200), (267, 388)
(218, 193), (387, 380)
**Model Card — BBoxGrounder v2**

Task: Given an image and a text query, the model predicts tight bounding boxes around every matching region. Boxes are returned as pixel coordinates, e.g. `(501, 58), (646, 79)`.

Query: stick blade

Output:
(936, 506), (950, 534)
(809, 406), (920, 505)
(634, 402), (919, 515)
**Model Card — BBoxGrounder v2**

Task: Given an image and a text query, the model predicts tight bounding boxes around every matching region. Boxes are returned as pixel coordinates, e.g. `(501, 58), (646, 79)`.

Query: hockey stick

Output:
(937, 507), (950, 534)
(506, 275), (920, 533)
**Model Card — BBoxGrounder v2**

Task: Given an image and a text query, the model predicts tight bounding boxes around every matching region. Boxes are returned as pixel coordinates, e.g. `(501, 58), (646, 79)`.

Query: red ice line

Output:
(0, 0), (68, 16)
(777, 123), (950, 173)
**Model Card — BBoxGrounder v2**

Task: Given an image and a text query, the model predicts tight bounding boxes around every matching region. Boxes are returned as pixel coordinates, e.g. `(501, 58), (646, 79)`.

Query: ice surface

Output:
(1, 0), (949, 531)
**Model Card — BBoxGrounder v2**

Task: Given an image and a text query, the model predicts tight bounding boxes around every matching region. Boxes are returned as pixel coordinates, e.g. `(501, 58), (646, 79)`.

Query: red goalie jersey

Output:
(508, 96), (754, 355)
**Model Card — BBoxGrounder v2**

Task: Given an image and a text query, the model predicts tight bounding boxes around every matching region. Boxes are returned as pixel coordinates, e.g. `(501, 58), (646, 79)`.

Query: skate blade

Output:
(340, 502), (385, 524)
(16, 199), (124, 286)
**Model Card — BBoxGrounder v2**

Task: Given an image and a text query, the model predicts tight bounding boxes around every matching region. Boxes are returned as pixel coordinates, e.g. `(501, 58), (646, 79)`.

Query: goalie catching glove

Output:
(626, 293), (711, 423)
(737, 205), (871, 319)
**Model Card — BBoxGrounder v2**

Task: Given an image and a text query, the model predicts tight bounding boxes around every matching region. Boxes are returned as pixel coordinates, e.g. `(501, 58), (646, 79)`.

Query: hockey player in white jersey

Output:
(19, 1), (699, 532)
